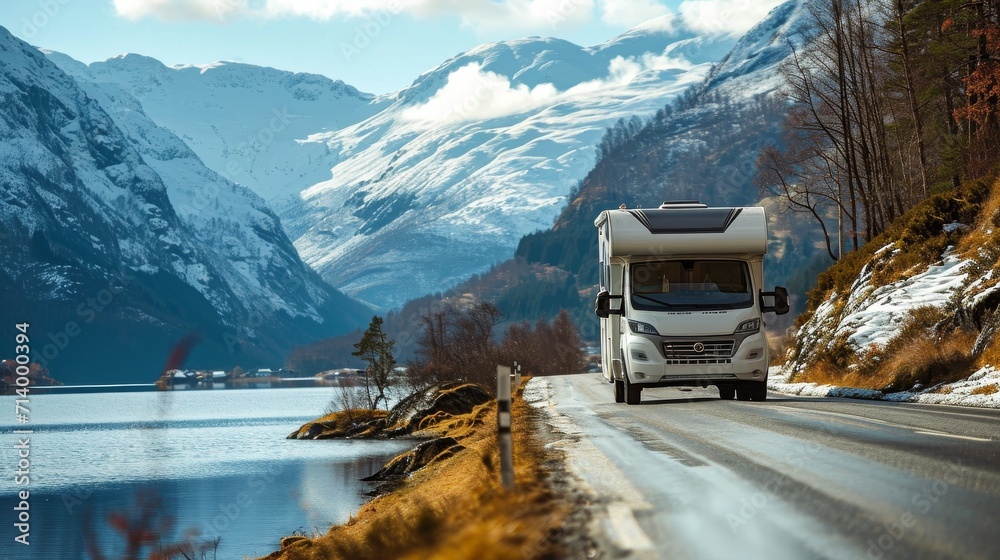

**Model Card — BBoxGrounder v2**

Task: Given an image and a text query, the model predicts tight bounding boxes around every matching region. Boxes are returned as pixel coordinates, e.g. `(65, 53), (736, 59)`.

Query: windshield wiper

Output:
(632, 293), (676, 308)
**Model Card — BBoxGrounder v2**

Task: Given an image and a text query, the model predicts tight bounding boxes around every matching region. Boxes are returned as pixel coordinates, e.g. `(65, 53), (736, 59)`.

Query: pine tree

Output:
(351, 316), (396, 410)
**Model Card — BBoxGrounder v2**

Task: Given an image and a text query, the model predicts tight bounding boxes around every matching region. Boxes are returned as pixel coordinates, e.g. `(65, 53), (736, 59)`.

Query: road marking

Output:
(771, 406), (992, 441)
(897, 406), (1000, 421)
(912, 430), (992, 442)
(606, 503), (655, 551)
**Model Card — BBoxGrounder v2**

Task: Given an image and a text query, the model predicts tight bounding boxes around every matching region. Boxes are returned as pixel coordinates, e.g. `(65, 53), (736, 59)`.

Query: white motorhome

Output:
(595, 201), (788, 405)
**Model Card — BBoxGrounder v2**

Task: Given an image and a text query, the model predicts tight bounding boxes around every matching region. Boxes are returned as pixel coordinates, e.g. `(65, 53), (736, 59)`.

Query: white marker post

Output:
(512, 361), (522, 396)
(497, 365), (515, 490)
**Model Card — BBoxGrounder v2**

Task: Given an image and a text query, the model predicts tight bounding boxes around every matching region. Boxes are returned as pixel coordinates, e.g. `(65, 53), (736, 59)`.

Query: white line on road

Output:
(771, 405), (992, 441)
(912, 430), (992, 442)
(606, 503), (655, 551)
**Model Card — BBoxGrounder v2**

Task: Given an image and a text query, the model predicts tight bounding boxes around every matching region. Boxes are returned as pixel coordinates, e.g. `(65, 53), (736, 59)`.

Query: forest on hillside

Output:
(758, 0), (1000, 263)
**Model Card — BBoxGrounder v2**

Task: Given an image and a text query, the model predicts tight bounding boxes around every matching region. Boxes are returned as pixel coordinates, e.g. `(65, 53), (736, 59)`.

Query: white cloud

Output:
(264, 0), (408, 20)
(678, 0), (785, 36)
(266, 0), (596, 31)
(112, 0), (249, 22)
(600, 0), (672, 28)
(110, 0), (597, 31)
(109, 0), (781, 38)
(566, 52), (692, 95)
(404, 51), (693, 124)
(402, 62), (560, 125)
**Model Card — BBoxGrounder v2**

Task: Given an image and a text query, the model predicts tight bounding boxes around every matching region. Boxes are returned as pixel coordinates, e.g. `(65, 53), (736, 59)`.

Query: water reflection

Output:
(18, 453), (402, 560)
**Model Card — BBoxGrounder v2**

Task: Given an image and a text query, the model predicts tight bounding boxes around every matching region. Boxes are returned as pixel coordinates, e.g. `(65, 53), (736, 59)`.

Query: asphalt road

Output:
(526, 374), (1000, 560)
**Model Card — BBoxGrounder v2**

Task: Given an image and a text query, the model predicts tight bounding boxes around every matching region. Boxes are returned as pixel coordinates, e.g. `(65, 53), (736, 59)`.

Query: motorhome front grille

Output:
(662, 340), (735, 364)
(665, 358), (733, 365)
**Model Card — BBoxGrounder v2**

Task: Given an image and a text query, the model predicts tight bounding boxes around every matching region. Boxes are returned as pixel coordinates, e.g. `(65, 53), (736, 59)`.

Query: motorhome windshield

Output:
(630, 260), (753, 311)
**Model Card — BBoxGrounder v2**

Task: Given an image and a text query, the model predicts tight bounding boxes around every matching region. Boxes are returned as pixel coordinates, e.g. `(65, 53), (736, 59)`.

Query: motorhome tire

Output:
(736, 383), (752, 401)
(624, 375), (641, 405)
(718, 384), (735, 400)
(614, 379), (625, 403)
(749, 381), (768, 401)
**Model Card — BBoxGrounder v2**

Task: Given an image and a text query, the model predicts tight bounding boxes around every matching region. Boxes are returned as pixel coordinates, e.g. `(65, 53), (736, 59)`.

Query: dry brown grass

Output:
(957, 178), (1000, 259)
(871, 330), (976, 392)
(260, 379), (570, 560)
(290, 408), (388, 438)
(799, 358), (883, 390)
(975, 329), (1000, 370)
(971, 384), (999, 396)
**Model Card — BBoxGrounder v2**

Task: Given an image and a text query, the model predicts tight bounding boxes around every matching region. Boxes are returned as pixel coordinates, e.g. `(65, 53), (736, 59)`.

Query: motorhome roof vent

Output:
(660, 201), (708, 209)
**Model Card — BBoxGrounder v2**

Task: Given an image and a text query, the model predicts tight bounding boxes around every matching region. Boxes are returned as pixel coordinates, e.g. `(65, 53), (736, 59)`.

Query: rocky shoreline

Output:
(262, 378), (577, 560)
(287, 382), (492, 491)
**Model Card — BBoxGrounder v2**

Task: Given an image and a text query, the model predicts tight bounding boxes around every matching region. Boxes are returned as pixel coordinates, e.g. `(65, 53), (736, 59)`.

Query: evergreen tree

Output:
(351, 316), (396, 410)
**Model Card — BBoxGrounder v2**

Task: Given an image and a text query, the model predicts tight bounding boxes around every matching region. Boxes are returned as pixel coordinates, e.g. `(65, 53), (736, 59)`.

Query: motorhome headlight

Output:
(628, 320), (660, 336)
(735, 319), (761, 334)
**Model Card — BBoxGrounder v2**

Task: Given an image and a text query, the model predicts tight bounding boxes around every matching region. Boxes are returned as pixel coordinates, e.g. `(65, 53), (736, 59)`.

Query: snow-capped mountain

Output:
(289, 19), (739, 308)
(0, 26), (369, 384)
(700, 0), (811, 98)
(54, 18), (738, 309)
(50, 53), (388, 204)
(397, 0), (819, 335)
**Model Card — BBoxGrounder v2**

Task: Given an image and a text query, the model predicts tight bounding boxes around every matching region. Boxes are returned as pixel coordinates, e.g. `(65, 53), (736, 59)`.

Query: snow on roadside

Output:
(768, 366), (1000, 409)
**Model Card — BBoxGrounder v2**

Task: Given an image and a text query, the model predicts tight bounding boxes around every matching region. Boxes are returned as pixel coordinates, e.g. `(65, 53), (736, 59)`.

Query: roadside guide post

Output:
(497, 365), (515, 490)
(512, 361), (522, 396)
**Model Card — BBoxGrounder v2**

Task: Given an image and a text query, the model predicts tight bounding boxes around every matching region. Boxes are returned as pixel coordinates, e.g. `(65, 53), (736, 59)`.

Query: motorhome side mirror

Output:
(595, 291), (624, 319)
(760, 287), (790, 316)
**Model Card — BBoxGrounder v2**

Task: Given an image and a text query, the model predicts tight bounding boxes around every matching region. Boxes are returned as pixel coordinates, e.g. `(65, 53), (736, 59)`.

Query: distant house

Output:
(244, 368), (275, 378)
(170, 370), (198, 386)
(316, 368), (366, 381)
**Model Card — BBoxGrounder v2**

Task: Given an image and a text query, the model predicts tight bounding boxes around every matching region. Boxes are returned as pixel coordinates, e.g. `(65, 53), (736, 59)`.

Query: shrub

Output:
(971, 384), (999, 396)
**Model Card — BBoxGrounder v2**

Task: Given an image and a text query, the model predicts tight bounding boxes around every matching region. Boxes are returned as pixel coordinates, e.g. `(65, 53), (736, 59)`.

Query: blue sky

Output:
(0, 0), (783, 94)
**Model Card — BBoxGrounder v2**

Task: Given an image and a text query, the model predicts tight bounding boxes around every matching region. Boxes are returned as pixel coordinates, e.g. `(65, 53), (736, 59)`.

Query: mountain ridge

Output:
(1, 25), (369, 385)
(46, 21), (741, 309)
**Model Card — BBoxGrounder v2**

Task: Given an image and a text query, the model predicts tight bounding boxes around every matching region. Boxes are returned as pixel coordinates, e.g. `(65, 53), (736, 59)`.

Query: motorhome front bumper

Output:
(624, 332), (768, 386)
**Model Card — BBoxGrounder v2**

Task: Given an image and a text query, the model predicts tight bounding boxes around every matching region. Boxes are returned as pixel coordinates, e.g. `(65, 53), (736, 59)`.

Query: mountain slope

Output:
(1, 26), (369, 384)
(284, 0), (822, 363)
(368, 0), (822, 344)
(57, 19), (738, 310)
(53, 52), (388, 204)
(287, 19), (740, 308)
(701, 0), (811, 97)
(521, 1), (816, 310)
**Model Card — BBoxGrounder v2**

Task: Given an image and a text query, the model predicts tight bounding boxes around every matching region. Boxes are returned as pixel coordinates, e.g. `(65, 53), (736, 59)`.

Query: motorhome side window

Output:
(630, 260), (753, 310)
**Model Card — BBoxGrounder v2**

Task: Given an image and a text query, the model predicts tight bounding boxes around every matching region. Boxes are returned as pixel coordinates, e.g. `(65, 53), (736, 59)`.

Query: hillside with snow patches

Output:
(777, 183), (1000, 408)
(0, 26), (368, 384)
(774, 245), (1000, 407)
(50, 16), (739, 309)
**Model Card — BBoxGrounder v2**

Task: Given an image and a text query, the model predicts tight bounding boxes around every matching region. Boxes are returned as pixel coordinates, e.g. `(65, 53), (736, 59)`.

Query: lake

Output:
(0, 387), (412, 559)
